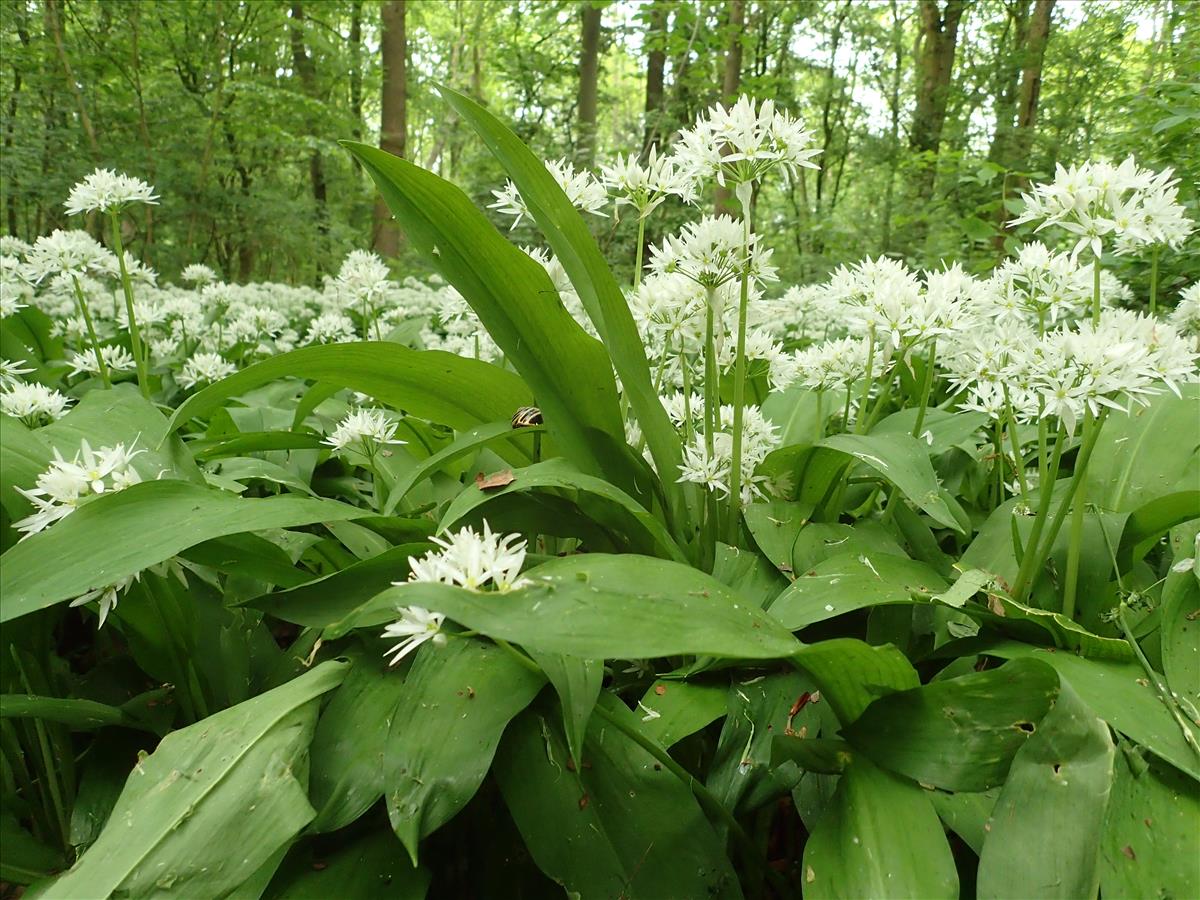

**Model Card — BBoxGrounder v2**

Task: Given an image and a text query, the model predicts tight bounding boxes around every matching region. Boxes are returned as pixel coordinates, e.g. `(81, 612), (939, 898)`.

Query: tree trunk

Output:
(880, 0), (905, 252)
(577, 1), (602, 166)
(373, 0), (407, 257)
(994, 0), (1055, 251)
(45, 0), (101, 161)
(642, 1), (667, 156)
(715, 0), (745, 215)
(910, 0), (965, 204)
(349, 0), (363, 142)
(289, 2), (327, 263)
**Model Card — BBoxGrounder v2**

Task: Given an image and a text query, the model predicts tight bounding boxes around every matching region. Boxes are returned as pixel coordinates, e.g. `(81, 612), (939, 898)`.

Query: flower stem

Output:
(910, 340), (937, 439)
(1092, 255), (1102, 326)
(1011, 421), (1067, 603)
(855, 327), (877, 434)
(703, 287), (718, 459)
(70, 275), (112, 388)
(1149, 245), (1159, 315)
(107, 210), (151, 399)
(727, 184), (754, 544)
(1061, 411), (1094, 621)
(633, 216), (646, 290)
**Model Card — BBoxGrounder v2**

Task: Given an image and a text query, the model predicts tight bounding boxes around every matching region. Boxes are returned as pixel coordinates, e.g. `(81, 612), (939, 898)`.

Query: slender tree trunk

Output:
(289, 1), (328, 264)
(715, 0), (745, 215)
(642, 1), (667, 156)
(349, 0), (363, 141)
(373, 0), (407, 257)
(910, 0), (965, 204)
(880, 0), (905, 252)
(5, 10), (29, 237)
(45, 0), (101, 160)
(577, 1), (603, 166)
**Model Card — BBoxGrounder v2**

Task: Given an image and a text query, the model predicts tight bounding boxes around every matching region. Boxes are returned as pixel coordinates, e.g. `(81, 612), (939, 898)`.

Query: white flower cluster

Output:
(178, 351), (236, 389)
(64, 168), (159, 216)
(1012, 156), (1194, 258)
(14, 440), (143, 538)
(381, 522), (531, 665)
(1170, 283), (1200, 339)
(68, 345), (136, 379)
(674, 401), (783, 503)
(491, 158), (607, 228)
(322, 408), (404, 453)
(673, 96), (821, 189)
(599, 148), (695, 219)
(772, 336), (894, 394)
(333, 249), (391, 306)
(649, 215), (777, 289)
(1, 381), (73, 425)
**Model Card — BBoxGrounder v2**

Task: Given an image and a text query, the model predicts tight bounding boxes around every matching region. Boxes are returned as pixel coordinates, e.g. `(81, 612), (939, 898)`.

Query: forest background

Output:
(1, 0), (1197, 302)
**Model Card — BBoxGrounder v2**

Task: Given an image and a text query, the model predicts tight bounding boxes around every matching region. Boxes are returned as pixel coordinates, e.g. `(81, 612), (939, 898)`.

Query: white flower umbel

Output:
(323, 408), (405, 453)
(381, 606), (448, 666)
(178, 351), (236, 389)
(0, 358), (35, 387)
(380, 522), (530, 664)
(0, 381), (73, 426)
(304, 311), (357, 345)
(64, 168), (159, 216)
(673, 95), (820, 190)
(599, 148), (695, 219)
(68, 345), (136, 379)
(22, 230), (117, 283)
(71, 573), (140, 629)
(14, 440), (144, 538)
(1169, 282), (1200, 341)
(649, 216), (776, 289)
(490, 158), (607, 229)
(334, 250), (391, 338)
(180, 263), (218, 285)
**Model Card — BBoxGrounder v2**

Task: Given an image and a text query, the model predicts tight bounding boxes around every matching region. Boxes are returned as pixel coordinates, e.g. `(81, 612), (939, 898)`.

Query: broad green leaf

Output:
(872, 407), (988, 455)
(191, 430), (326, 461)
(365, 554), (801, 660)
(1099, 748), (1200, 900)
(984, 642), (1199, 780)
(0, 414), (51, 521)
(0, 813), (65, 885)
(929, 789), (999, 855)
(342, 142), (631, 490)
(707, 669), (818, 813)
(771, 736), (853, 774)
(180, 533), (311, 588)
(39, 385), (201, 483)
(768, 551), (947, 630)
(0, 480), (369, 622)
(1161, 567), (1200, 710)
(711, 541), (790, 609)
(41, 661), (347, 900)
(432, 86), (687, 528)
(976, 680), (1115, 899)
(1117, 491), (1200, 567)
(761, 384), (825, 448)
(819, 432), (963, 531)
(792, 639), (920, 725)
(385, 638), (544, 863)
(382, 420), (543, 515)
(526, 649), (602, 765)
(635, 680), (729, 748)
(167, 343), (533, 464)
(0, 693), (164, 734)
(309, 652), (410, 833)
(247, 544), (429, 629)
(1085, 387), (1200, 513)
(802, 754), (958, 899)
(263, 831), (429, 900)
(494, 694), (741, 900)
(843, 658), (1060, 791)
(438, 458), (685, 562)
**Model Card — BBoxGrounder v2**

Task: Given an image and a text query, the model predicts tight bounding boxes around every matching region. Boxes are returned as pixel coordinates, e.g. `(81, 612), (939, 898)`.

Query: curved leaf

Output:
(41, 661), (348, 900)
(0, 481), (369, 622)
(342, 142), (630, 489)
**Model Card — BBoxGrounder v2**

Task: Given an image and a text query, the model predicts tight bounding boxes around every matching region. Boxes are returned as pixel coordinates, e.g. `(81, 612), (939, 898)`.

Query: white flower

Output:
(304, 311), (357, 344)
(649, 215), (776, 288)
(71, 573), (140, 629)
(64, 168), (159, 216)
(599, 148), (695, 218)
(0, 358), (35, 386)
(13, 440), (143, 538)
(490, 158), (607, 228)
(399, 521), (530, 593)
(1, 381), (73, 425)
(68, 345), (137, 378)
(1169, 283), (1200, 338)
(180, 263), (218, 285)
(178, 351), (236, 389)
(334, 250), (391, 304)
(323, 408), (404, 452)
(675, 404), (781, 503)
(677, 438), (731, 496)
(0, 236), (31, 257)
(1012, 156), (1194, 259)
(381, 606), (448, 666)
(21, 230), (117, 283)
(673, 95), (820, 189)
